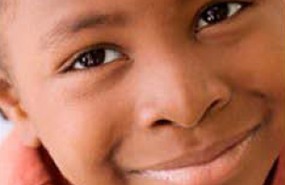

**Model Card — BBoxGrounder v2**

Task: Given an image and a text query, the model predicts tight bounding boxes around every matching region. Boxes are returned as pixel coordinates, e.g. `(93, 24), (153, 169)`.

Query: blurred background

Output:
(0, 118), (12, 143)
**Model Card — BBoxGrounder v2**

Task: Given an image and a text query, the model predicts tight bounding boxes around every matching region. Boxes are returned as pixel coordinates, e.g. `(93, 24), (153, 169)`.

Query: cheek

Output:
(227, 38), (284, 101)
(205, 15), (285, 103)
(20, 78), (131, 183)
(198, 0), (285, 104)
(216, 21), (285, 147)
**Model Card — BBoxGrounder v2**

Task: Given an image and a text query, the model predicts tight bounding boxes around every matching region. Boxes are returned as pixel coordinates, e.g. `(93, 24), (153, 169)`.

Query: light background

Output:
(0, 118), (12, 143)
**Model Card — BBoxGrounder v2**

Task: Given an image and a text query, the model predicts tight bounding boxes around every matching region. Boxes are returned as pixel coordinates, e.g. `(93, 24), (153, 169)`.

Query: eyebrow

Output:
(41, 12), (128, 50)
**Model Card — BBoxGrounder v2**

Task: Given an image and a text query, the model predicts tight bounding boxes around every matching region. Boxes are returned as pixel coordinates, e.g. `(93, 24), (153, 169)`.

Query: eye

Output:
(196, 1), (251, 31)
(69, 47), (124, 71)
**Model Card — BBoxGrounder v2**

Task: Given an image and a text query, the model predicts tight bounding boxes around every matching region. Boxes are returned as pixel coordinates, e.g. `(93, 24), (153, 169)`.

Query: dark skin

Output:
(0, 0), (284, 184)
(0, 129), (282, 185)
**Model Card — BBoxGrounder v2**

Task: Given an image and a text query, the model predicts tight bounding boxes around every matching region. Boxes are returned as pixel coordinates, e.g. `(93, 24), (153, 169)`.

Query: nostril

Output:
(150, 99), (229, 129)
(200, 98), (228, 123)
(152, 119), (173, 127)
(208, 99), (222, 112)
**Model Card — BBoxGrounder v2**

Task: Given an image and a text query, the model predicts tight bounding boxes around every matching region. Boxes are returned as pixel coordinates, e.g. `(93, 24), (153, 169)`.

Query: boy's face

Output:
(2, 0), (284, 184)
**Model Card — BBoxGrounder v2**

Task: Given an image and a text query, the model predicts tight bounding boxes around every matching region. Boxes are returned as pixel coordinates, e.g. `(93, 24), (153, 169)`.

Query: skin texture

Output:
(0, 128), (70, 185)
(0, 0), (284, 184)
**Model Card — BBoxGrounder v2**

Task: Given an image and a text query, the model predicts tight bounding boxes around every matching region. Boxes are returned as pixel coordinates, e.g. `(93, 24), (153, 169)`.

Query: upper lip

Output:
(129, 124), (261, 173)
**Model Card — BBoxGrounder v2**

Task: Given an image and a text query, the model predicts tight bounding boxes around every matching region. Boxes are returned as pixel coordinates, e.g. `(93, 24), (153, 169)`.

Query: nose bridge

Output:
(133, 42), (218, 129)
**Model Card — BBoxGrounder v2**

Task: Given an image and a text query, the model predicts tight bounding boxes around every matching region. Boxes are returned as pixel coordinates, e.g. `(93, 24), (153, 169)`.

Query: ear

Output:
(0, 76), (41, 148)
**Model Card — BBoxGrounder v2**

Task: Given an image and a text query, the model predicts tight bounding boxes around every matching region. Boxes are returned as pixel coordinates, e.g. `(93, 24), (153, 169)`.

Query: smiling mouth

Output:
(128, 122), (264, 185)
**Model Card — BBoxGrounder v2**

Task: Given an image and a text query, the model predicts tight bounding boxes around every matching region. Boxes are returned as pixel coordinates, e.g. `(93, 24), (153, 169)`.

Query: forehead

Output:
(15, 0), (190, 28)
(18, 0), (187, 16)
(8, 0), (190, 50)
(3, 0), (194, 73)
(13, 0), (197, 27)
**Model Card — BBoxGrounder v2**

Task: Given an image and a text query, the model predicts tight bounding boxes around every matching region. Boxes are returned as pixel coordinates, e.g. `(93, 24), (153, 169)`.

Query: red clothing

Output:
(0, 129), (284, 185)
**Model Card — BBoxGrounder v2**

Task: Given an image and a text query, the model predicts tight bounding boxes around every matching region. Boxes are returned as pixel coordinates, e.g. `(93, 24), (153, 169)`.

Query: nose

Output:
(132, 48), (232, 130)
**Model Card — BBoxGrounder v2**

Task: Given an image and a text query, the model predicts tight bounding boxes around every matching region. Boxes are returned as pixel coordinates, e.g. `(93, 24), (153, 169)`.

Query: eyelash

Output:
(63, 44), (128, 72)
(63, 0), (252, 73)
(195, 0), (252, 32)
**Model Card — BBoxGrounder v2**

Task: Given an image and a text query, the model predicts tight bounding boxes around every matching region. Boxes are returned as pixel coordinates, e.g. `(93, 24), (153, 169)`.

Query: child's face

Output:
(2, 0), (284, 184)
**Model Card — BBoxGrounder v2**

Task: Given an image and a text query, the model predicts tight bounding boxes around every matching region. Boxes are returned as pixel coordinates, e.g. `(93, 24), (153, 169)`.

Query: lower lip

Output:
(132, 125), (262, 185)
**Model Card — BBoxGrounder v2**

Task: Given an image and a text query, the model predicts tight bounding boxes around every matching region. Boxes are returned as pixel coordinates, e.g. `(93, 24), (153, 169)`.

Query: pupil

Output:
(202, 3), (229, 24)
(80, 49), (106, 67)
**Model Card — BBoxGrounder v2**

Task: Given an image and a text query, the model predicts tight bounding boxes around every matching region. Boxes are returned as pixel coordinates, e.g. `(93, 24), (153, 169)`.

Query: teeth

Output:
(140, 168), (201, 183)
(143, 170), (183, 182)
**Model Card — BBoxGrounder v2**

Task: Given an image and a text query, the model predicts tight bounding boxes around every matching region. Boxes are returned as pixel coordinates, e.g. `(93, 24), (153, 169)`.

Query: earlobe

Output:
(15, 107), (42, 148)
(19, 126), (41, 148)
(0, 78), (41, 148)
(2, 102), (41, 148)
